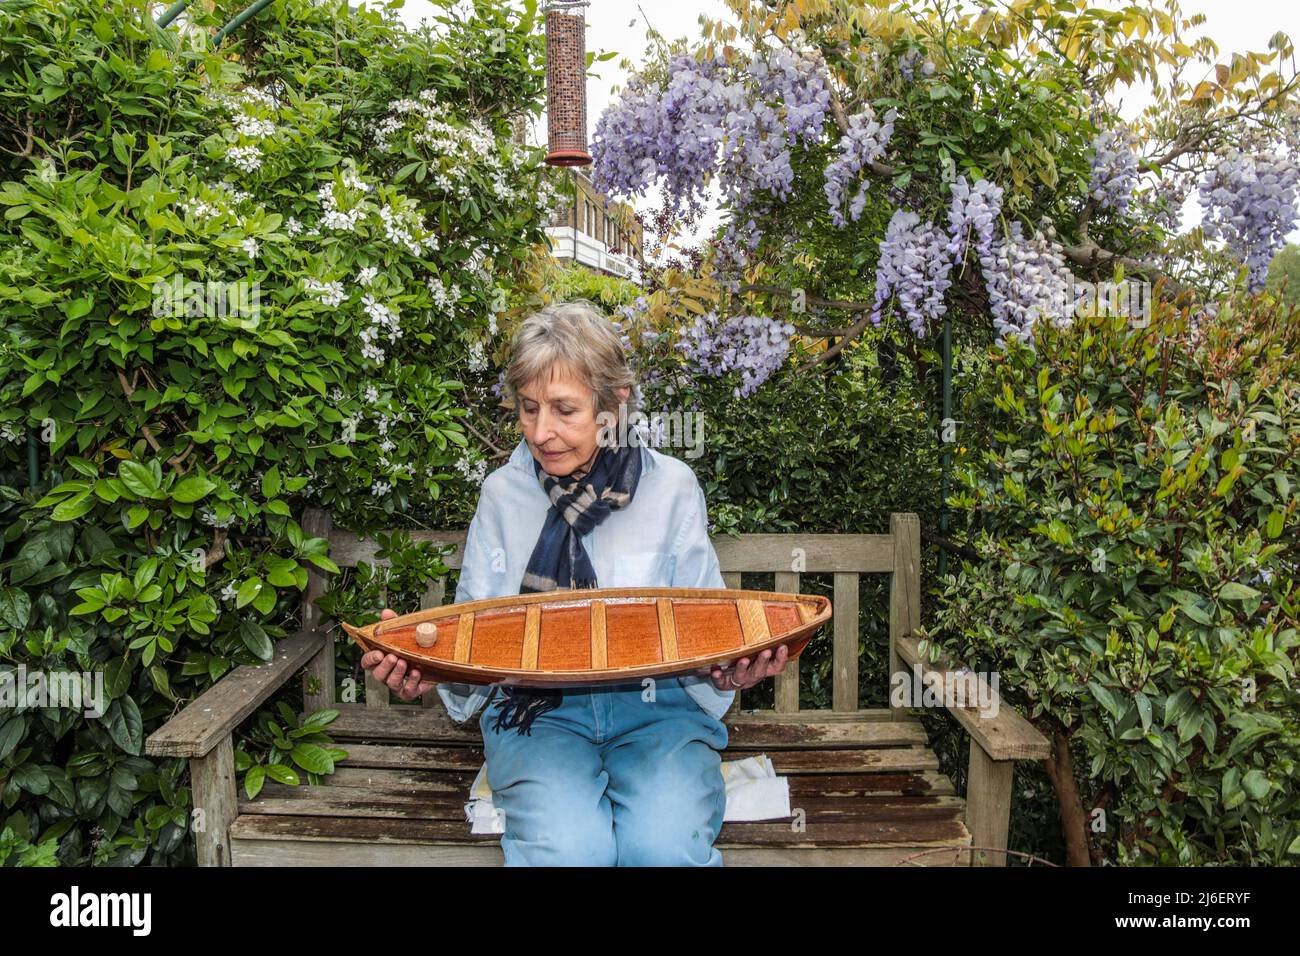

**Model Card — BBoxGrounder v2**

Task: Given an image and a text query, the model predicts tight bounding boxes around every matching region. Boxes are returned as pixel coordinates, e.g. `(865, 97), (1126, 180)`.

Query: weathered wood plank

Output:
(420, 577), (447, 710)
(966, 743), (1015, 867)
(329, 532), (894, 574)
(229, 837), (966, 866)
(894, 635), (1051, 760)
(321, 702), (930, 749)
(329, 531), (467, 569)
(833, 572), (859, 712)
(712, 534), (895, 573)
(319, 765), (957, 798)
(228, 811), (969, 850)
(773, 571), (800, 712)
(191, 737), (237, 867)
(146, 629), (326, 758)
(332, 742), (939, 774)
(889, 513), (920, 722)
(301, 510), (335, 715)
(237, 783), (966, 823)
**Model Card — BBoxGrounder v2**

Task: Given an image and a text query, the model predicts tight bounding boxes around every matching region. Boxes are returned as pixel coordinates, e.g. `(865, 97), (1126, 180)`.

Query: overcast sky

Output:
(384, 0), (1299, 254)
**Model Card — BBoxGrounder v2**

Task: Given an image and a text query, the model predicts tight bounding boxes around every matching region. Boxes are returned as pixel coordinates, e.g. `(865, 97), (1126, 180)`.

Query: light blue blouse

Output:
(436, 436), (736, 723)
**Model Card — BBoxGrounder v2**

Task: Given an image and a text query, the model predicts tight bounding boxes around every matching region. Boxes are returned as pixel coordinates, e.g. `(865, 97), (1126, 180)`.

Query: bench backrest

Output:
(301, 509), (920, 717)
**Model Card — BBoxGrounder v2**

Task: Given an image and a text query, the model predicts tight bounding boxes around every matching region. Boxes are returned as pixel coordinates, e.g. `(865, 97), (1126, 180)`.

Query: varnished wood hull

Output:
(341, 587), (832, 686)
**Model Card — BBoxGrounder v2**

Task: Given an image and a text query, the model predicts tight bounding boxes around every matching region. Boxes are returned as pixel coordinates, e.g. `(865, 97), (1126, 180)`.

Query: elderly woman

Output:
(361, 300), (788, 866)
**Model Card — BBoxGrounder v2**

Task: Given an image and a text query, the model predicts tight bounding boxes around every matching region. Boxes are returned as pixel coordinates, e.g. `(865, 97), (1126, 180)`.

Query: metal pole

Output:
(214, 0), (277, 46)
(937, 313), (953, 580)
(26, 429), (39, 489)
(155, 0), (192, 28)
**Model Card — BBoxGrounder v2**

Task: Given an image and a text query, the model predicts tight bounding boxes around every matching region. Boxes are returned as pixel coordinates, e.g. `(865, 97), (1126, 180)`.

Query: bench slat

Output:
(146, 629), (325, 758)
(319, 703), (930, 749)
(228, 811), (970, 849)
(320, 765), (956, 797)
(332, 742), (939, 774)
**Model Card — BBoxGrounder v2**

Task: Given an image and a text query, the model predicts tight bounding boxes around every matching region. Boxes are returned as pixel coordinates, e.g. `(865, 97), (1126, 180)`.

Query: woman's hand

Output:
(359, 609), (436, 701)
(709, 645), (789, 691)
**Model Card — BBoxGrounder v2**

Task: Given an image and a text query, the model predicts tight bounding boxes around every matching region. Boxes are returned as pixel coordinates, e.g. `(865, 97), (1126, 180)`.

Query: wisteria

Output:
(1197, 150), (1300, 291)
(977, 221), (1074, 346)
(1088, 127), (1140, 215)
(823, 107), (898, 227)
(871, 209), (953, 334)
(678, 311), (796, 398)
(593, 49), (834, 231)
(946, 176), (1003, 263)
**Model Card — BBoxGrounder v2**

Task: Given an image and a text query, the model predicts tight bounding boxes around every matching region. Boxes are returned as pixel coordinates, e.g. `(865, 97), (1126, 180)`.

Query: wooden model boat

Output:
(341, 587), (832, 686)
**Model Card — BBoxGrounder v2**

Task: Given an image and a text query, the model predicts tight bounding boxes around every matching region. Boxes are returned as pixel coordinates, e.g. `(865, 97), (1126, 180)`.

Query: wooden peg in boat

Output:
(415, 622), (438, 647)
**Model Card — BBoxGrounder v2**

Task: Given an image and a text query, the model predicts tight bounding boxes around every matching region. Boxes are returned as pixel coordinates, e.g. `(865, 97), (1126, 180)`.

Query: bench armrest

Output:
(894, 635), (1050, 761)
(145, 629), (328, 759)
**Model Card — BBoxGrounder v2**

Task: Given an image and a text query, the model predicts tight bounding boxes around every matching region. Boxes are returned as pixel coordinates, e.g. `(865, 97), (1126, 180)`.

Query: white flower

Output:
(357, 265), (378, 286)
(342, 166), (374, 193)
(200, 507), (236, 529)
(318, 180), (364, 232)
(454, 451), (487, 485)
(341, 416), (360, 443)
(285, 216), (303, 237)
(363, 385), (379, 404)
(467, 339), (488, 372)
(219, 582), (239, 604)
(227, 144), (263, 173)
(240, 237), (259, 258)
(358, 295), (402, 366)
(234, 113), (277, 139)
(379, 437), (395, 453)
(427, 275), (454, 311)
(371, 479), (391, 497)
(303, 278), (345, 307)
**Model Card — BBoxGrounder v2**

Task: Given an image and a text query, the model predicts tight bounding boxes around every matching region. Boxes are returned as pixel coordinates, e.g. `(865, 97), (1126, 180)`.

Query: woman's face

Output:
(518, 362), (628, 477)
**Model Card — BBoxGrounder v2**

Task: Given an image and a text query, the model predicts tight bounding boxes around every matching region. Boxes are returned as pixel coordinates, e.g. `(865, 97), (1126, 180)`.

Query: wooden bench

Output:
(146, 510), (1050, 866)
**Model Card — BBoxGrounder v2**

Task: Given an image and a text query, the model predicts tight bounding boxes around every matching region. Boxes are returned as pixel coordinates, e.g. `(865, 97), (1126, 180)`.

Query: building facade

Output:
(545, 169), (644, 285)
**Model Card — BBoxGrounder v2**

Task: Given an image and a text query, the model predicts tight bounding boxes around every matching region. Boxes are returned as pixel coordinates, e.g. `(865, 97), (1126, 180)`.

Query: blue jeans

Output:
(479, 678), (729, 866)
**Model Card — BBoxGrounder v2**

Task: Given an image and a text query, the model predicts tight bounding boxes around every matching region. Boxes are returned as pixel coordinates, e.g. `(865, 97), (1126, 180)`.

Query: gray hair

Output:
(503, 299), (638, 420)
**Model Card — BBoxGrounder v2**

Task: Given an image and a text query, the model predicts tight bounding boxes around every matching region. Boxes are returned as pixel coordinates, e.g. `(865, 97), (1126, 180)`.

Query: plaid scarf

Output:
(487, 440), (643, 736)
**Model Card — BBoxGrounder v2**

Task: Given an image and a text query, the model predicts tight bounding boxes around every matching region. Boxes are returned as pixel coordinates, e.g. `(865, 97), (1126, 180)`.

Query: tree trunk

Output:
(1041, 725), (1093, 866)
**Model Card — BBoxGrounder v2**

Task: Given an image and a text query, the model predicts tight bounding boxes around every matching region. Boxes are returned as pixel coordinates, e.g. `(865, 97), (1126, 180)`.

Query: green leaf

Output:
(51, 490), (96, 521)
(265, 764), (300, 786)
(262, 466), (282, 499)
(235, 577), (264, 609)
(1219, 582), (1260, 601)
(238, 620), (273, 660)
(104, 658), (132, 699)
(1242, 769), (1271, 800)
(1088, 682), (1122, 721)
(118, 460), (161, 498)
(103, 696), (144, 755)
(172, 475), (217, 503)
(244, 765), (266, 800)
(291, 743), (335, 774)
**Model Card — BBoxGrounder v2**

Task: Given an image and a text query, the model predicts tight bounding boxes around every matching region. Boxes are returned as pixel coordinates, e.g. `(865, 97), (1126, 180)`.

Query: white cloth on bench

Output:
(464, 754), (791, 834)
